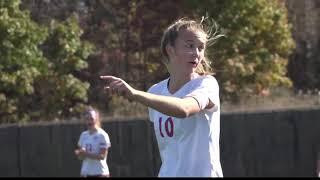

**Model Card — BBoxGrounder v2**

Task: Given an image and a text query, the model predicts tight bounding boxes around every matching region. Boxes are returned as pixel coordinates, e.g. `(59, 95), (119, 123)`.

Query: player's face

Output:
(85, 110), (97, 128)
(168, 29), (206, 75)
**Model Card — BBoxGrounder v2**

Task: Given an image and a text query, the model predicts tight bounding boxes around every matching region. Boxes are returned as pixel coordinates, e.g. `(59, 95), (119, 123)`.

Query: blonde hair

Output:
(160, 17), (224, 75)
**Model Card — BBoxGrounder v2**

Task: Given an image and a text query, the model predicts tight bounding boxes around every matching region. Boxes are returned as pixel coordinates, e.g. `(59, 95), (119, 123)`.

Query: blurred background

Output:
(1, 0), (320, 177)
(0, 0), (319, 124)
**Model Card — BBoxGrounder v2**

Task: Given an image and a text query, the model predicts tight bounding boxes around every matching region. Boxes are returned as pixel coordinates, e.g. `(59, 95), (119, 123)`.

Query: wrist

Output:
(131, 89), (140, 101)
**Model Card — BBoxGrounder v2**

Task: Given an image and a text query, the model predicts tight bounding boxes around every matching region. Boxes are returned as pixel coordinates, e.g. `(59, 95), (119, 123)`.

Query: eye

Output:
(198, 45), (204, 51)
(185, 43), (194, 48)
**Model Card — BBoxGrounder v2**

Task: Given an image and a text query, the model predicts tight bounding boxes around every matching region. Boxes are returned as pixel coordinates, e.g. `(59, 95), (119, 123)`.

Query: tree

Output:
(0, 0), (93, 124)
(0, 0), (47, 123)
(15, 0), (296, 118)
(185, 0), (295, 101)
(33, 15), (94, 122)
(69, 0), (184, 115)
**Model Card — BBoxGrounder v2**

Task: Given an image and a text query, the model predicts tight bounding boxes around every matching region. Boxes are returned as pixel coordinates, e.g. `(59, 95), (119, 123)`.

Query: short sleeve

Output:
(186, 76), (219, 111)
(99, 132), (111, 149)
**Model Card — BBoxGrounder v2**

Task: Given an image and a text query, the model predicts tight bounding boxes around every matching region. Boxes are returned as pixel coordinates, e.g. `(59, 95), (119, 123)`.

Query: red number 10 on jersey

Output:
(159, 117), (174, 137)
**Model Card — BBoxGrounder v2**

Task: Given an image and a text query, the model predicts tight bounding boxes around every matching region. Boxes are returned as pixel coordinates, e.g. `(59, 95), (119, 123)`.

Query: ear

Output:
(166, 44), (175, 57)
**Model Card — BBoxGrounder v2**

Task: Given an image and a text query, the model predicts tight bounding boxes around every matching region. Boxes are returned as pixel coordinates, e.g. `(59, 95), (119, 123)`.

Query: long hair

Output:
(160, 17), (224, 75)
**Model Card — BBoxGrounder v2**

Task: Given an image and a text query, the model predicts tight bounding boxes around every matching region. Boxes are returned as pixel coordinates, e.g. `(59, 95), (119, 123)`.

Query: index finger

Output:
(100, 75), (118, 81)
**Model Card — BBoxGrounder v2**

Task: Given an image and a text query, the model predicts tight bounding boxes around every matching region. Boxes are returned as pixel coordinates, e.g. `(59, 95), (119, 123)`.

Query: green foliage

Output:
(0, 1), (94, 124)
(6, 0), (295, 120)
(32, 14), (94, 122)
(185, 0), (295, 101)
(96, 0), (295, 104)
(44, 15), (92, 73)
(0, 0), (48, 123)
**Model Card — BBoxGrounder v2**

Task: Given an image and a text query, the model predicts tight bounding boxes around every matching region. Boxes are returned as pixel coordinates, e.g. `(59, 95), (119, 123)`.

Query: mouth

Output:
(189, 61), (198, 67)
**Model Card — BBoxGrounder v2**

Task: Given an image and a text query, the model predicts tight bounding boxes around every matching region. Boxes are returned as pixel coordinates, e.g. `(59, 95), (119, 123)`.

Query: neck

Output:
(89, 126), (98, 134)
(168, 72), (199, 94)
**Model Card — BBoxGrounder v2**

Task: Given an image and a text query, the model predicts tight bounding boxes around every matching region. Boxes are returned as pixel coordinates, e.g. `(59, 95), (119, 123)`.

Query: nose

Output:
(192, 48), (200, 57)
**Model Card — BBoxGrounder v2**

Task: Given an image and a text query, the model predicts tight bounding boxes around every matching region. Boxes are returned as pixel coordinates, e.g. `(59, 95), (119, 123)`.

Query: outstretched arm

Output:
(100, 76), (213, 118)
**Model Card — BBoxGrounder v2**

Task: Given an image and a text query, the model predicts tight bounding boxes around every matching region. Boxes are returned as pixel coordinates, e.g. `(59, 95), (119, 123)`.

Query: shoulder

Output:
(192, 75), (219, 88)
(97, 128), (109, 138)
(202, 75), (218, 83)
(80, 130), (89, 137)
(204, 75), (219, 87)
(79, 131), (89, 142)
(97, 128), (111, 144)
(147, 78), (169, 94)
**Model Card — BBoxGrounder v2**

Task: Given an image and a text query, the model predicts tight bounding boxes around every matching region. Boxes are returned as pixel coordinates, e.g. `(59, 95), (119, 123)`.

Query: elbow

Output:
(177, 104), (199, 118)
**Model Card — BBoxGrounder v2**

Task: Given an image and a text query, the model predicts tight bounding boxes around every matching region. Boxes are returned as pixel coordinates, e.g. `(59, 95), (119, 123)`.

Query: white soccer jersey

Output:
(78, 127), (111, 176)
(147, 75), (223, 177)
